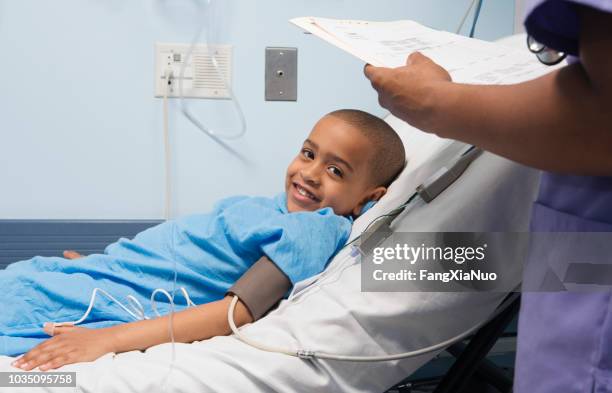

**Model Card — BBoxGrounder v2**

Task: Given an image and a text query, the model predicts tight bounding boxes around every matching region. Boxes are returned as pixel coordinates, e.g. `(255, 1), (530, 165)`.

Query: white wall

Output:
(0, 0), (515, 219)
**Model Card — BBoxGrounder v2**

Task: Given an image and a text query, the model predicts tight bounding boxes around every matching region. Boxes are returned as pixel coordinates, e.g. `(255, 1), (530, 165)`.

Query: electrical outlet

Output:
(155, 42), (232, 99)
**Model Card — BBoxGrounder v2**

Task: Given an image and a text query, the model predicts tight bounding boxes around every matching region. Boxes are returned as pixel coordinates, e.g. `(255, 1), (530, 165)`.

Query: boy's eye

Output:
(301, 149), (314, 160)
(328, 166), (343, 178)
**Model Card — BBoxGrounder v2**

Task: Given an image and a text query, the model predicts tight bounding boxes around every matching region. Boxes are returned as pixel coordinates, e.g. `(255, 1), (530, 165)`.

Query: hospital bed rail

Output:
(359, 146), (483, 255)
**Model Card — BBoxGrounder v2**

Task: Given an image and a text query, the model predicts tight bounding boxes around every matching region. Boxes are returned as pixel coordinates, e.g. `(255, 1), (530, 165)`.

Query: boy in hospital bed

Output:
(3, 109), (405, 371)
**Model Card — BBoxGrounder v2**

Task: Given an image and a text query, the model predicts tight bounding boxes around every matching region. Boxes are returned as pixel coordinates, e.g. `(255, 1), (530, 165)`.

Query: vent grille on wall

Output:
(193, 52), (231, 91)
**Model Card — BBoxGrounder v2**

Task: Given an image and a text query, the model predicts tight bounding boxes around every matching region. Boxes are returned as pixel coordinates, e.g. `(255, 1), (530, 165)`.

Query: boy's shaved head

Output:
(286, 109), (405, 216)
(327, 109), (406, 187)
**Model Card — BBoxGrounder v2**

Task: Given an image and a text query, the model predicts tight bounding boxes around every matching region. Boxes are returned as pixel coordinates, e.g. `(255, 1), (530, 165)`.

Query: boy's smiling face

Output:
(285, 115), (387, 217)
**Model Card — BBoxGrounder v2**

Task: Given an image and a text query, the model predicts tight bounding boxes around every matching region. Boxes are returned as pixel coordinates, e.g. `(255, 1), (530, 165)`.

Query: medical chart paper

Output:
(290, 17), (551, 84)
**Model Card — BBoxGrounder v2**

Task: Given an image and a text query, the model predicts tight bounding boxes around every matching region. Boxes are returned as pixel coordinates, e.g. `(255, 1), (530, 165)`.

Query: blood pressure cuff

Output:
(226, 256), (291, 321)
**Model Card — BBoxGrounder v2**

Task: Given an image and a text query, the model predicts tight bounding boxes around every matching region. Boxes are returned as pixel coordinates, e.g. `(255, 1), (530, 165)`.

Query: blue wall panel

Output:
(0, 220), (161, 269)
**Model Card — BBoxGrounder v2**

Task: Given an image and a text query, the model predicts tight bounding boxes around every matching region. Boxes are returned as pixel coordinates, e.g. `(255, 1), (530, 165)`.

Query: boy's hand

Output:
(63, 250), (84, 259)
(11, 326), (116, 371)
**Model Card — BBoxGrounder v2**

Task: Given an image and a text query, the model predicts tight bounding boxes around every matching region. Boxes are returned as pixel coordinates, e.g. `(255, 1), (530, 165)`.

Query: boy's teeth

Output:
(296, 184), (314, 200)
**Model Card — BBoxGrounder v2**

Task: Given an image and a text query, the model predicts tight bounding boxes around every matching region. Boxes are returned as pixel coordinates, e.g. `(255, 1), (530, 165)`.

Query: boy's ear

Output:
(352, 186), (387, 217)
(369, 186), (387, 202)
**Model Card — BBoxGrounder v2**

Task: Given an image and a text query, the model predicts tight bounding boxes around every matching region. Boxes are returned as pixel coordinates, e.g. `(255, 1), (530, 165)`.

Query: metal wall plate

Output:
(265, 47), (297, 101)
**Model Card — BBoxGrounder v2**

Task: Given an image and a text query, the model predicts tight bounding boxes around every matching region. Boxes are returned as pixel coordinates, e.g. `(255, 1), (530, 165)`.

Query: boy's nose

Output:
(300, 165), (321, 185)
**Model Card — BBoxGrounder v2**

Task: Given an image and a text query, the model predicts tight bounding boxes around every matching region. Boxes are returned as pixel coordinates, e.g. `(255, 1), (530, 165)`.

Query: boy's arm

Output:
(109, 256), (291, 348)
(13, 295), (254, 371)
(59, 253), (291, 321)
(14, 256), (290, 371)
(115, 256), (291, 348)
(111, 295), (254, 352)
(226, 255), (292, 320)
(105, 255), (291, 348)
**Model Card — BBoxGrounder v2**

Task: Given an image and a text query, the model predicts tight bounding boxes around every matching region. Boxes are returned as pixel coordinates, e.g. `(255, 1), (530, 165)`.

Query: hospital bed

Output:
(0, 32), (547, 392)
(0, 109), (538, 392)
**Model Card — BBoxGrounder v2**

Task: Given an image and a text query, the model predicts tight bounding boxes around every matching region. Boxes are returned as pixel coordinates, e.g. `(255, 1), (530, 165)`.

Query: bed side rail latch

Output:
(416, 147), (483, 203)
(357, 216), (394, 256)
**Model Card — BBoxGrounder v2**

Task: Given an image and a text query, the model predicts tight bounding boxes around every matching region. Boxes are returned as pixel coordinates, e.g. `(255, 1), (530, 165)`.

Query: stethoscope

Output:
(527, 35), (567, 65)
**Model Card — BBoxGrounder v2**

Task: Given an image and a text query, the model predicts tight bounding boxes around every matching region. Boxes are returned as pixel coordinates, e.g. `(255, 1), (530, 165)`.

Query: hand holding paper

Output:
(364, 52), (452, 132)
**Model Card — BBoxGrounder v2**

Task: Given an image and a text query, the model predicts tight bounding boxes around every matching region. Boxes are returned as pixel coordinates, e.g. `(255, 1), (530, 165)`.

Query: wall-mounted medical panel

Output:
(154, 43), (232, 99)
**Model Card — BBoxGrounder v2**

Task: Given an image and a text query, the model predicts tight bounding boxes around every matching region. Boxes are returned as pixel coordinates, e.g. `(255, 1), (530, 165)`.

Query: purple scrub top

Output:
(515, 1), (612, 392)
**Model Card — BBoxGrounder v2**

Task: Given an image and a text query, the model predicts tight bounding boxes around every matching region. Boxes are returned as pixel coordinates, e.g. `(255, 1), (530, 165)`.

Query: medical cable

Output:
(158, 0), (249, 386)
(46, 228), (192, 390)
(178, 0), (247, 142)
(455, 0), (478, 34)
(315, 195), (421, 287)
(469, 0), (484, 38)
(226, 145), (514, 362)
(46, 283), (194, 392)
(46, 286), (195, 329)
(50, 1), (244, 381)
(221, 196), (420, 358)
(280, 194), (421, 307)
(223, 195), (416, 355)
(160, 76), (178, 392)
(160, 229), (179, 392)
(291, 145), (481, 294)
(293, 146), (480, 303)
(228, 290), (519, 362)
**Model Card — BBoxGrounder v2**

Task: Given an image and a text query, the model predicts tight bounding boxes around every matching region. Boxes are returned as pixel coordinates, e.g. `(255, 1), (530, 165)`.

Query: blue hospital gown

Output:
(0, 194), (351, 356)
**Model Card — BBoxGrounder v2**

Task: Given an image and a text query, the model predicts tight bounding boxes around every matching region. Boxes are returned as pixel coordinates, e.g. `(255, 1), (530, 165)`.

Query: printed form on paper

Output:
(290, 17), (552, 85)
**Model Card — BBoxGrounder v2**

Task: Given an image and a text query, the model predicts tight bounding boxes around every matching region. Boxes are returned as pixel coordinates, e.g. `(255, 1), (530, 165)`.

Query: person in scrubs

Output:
(364, 1), (611, 392)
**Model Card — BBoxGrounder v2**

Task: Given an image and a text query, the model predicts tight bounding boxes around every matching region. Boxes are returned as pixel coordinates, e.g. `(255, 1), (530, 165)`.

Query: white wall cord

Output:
(178, 0), (247, 142)
(157, 1), (248, 389)
(163, 69), (172, 221)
